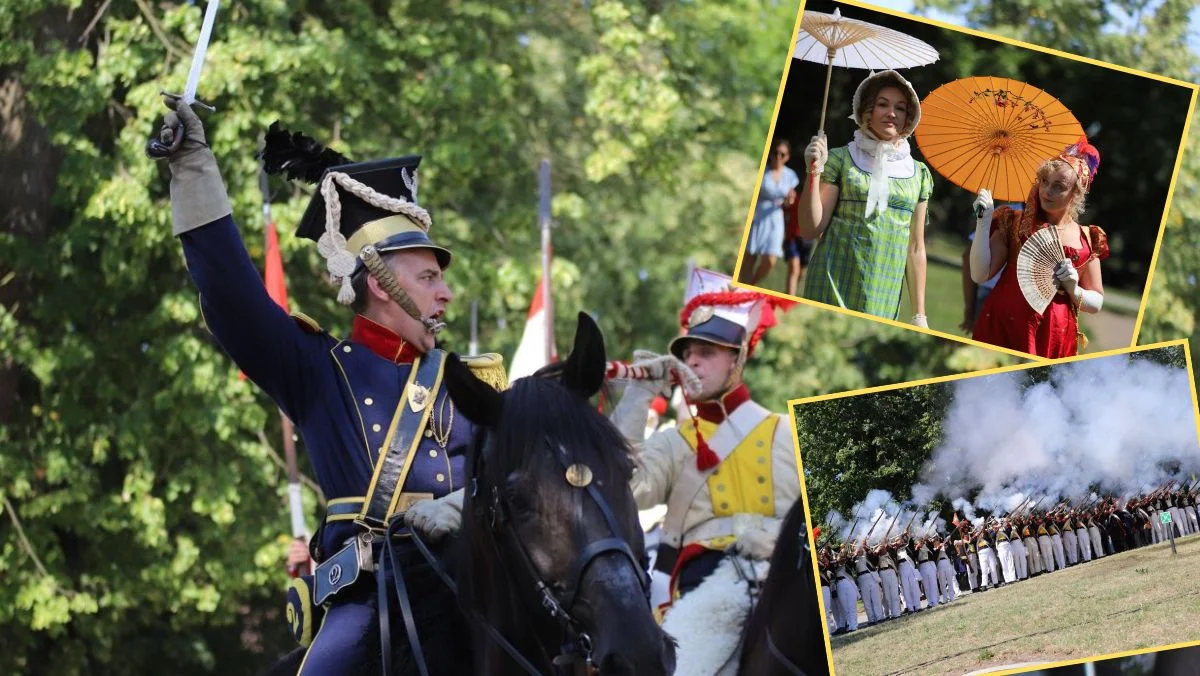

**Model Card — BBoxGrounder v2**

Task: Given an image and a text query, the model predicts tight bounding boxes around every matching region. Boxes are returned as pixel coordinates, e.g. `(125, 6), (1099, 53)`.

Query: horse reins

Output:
(380, 437), (651, 676)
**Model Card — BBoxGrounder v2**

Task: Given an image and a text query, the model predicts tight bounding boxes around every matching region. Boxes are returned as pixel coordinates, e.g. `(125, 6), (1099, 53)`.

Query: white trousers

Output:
(1089, 526), (1105, 557)
(822, 585), (837, 634)
(898, 560), (921, 612)
(1152, 513), (1164, 543)
(834, 577), (859, 631)
(1063, 529), (1079, 565)
(857, 571), (884, 623)
(1023, 537), (1043, 573)
(978, 548), (1000, 587)
(1051, 534), (1066, 570)
(1076, 529), (1092, 561)
(1038, 536), (1057, 572)
(1011, 538), (1028, 579)
(997, 541), (1017, 583)
(966, 552), (979, 590)
(936, 558), (957, 602)
(918, 561), (940, 608)
(878, 567), (902, 619)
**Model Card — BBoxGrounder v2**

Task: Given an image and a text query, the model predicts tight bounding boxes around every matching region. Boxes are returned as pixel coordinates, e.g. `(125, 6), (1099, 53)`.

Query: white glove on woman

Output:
(804, 133), (828, 175)
(405, 489), (464, 540)
(1054, 259), (1104, 312)
(732, 513), (782, 560)
(969, 188), (995, 284)
(1053, 259), (1079, 297)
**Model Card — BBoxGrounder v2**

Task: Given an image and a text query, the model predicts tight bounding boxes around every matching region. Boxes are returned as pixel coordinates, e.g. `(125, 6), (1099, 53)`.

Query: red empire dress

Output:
(972, 207), (1109, 358)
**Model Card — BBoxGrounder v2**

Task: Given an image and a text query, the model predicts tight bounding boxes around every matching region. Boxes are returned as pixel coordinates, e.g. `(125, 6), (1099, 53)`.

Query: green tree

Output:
(795, 382), (953, 530)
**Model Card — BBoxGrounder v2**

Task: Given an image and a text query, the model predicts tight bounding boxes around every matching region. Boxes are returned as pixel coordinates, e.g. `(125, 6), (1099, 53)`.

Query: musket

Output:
(147, 0), (221, 158)
(1007, 496), (1032, 518)
(856, 509), (888, 551)
(1025, 496), (1046, 517)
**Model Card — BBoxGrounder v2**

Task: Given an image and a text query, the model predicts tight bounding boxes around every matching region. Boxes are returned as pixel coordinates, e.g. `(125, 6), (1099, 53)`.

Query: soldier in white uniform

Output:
(1020, 518), (1045, 575)
(831, 550), (860, 634)
(893, 535), (922, 613)
(914, 537), (940, 608)
(1048, 518), (1067, 570)
(1074, 514), (1093, 562)
(932, 536), (957, 602)
(1037, 518), (1058, 572)
(975, 527), (1000, 589)
(1061, 515), (1080, 566)
(818, 551), (838, 635)
(1086, 511), (1105, 558)
(872, 541), (903, 620)
(853, 546), (885, 625)
(1008, 522), (1028, 579)
(994, 520), (1017, 583)
(610, 280), (799, 627)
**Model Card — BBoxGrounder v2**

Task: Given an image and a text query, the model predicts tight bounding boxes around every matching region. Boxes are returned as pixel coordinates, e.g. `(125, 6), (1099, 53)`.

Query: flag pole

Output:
(260, 169), (309, 577)
(469, 300), (478, 356)
(538, 159), (553, 364)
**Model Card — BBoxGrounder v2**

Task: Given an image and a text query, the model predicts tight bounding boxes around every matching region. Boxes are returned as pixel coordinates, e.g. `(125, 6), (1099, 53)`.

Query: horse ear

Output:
(561, 311), (606, 399)
(442, 353), (503, 428)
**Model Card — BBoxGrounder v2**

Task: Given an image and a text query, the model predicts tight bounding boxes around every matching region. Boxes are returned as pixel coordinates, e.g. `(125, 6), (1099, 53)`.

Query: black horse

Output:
(736, 498), (830, 676)
(262, 313), (675, 675)
(443, 312), (676, 675)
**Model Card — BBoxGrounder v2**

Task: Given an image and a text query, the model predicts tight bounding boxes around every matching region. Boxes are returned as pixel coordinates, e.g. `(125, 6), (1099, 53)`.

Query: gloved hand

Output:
(969, 188), (996, 284)
(405, 489), (464, 541)
(731, 513), (781, 560)
(973, 188), (994, 222)
(157, 95), (232, 235)
(804, 133), (828, 175)
(911, 314), (929, 329)
(1054, 259), (1080, 298)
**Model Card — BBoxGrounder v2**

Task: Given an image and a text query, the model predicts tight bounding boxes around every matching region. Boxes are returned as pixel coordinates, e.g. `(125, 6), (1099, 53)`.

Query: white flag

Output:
(509, 277), (556, 380)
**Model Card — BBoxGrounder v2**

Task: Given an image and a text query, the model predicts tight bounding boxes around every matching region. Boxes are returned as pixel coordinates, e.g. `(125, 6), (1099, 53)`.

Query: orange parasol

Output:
(914, 76), (1084, 203)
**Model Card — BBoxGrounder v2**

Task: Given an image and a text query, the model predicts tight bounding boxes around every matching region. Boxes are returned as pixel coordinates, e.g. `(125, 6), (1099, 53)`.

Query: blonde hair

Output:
(1036, 159), (1087, 221)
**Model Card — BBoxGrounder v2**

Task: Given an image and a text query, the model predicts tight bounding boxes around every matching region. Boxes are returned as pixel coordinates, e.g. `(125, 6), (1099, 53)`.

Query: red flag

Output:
(264, 220), (290, 311)
(509, 276), (557, 380)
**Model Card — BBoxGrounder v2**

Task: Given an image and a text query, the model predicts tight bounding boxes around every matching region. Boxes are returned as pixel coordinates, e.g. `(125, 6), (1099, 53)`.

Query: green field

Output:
(827, 535), (1200, 676)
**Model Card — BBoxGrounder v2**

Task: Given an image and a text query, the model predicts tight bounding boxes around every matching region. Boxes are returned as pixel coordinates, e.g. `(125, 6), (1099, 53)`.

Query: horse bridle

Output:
(474, 436), (652, 672)
(390, 436), (652, 676)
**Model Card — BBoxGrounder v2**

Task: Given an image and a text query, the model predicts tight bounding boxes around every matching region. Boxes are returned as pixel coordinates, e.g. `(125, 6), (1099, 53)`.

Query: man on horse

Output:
(608, 276), (799, 673)
(154, 98), (503, 674)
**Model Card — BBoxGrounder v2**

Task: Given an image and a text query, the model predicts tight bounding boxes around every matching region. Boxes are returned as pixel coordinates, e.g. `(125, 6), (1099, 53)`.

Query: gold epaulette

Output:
(463, 353), (509, 391)
(291, 311), (323, 334)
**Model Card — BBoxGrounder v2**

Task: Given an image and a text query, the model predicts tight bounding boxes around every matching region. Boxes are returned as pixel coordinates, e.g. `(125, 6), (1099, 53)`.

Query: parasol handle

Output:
(816, 49), (836, 136)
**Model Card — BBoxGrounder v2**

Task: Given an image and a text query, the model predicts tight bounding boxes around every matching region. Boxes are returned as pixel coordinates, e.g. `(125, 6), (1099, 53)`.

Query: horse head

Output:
(445, 311), (676, 676)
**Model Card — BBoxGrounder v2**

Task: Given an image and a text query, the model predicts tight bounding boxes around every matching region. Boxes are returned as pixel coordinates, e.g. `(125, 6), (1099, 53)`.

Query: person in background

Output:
(741, 139), (800, 286)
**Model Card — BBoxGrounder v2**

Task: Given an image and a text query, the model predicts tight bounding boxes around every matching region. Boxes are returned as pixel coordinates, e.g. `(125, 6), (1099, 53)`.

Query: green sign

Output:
(1161, 512), (1173, 524)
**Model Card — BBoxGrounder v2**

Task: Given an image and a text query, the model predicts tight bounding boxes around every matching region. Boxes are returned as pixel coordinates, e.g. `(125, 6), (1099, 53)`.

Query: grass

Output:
(827, 534), (1200, 676)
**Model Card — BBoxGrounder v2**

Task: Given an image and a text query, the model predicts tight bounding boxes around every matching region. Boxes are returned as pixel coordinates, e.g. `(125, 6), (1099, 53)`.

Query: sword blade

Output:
(182, 0), (221, 104)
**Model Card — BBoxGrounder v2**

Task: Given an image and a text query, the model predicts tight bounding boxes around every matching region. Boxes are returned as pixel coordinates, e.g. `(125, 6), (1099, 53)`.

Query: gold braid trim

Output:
(462, 354), (509, 391)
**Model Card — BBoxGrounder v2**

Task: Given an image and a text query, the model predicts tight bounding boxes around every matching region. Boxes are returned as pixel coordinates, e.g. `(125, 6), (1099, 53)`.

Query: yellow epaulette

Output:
(291, 311), (323, 334)
(462, 353), (509, 391)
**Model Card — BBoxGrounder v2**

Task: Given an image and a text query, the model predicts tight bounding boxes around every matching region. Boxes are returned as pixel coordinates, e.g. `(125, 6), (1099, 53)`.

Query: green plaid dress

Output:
(802, 146), (933, 319)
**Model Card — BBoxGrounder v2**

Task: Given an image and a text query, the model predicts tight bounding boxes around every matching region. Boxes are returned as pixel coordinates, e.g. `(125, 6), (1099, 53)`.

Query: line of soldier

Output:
(815, 481), (1199, 636)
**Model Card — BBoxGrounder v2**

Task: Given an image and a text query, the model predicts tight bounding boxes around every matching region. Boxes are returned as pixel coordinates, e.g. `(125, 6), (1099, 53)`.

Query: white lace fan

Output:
(1016, 226), (1064, 314)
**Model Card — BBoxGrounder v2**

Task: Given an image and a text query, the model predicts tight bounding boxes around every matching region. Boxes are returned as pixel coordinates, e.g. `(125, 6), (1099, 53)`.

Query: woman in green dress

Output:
(797, 70), (932, 327)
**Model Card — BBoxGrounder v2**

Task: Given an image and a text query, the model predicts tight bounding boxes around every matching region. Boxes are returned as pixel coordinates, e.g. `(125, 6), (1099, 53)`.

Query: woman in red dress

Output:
(968, 137), (1108, 358)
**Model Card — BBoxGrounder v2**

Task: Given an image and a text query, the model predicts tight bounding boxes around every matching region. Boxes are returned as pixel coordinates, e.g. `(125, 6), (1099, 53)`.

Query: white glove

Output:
(1053, 259), (1079, 298)
(969, 188), (995, 284)
(804, 133), (828, 175)
(405, 489), (464, 541)
(732, 514), (782, 560)
(911, 314), (929, 329)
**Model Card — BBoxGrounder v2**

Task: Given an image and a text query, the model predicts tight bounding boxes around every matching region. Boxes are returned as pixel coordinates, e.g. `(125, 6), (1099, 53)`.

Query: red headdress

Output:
(1056, 135), (1101, 193)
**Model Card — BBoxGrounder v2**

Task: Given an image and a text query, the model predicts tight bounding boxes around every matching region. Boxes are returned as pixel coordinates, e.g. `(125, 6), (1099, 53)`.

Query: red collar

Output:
(695, 383), (751, 424)
(350, 315), (421, 364)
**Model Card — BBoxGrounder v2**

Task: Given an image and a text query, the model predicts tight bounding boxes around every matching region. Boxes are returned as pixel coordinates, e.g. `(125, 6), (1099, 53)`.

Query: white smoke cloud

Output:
(827, 353), (1199, 541)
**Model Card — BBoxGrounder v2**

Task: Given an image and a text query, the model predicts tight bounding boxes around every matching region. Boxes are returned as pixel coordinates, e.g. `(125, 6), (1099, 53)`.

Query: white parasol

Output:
(794, 7), (940, 132)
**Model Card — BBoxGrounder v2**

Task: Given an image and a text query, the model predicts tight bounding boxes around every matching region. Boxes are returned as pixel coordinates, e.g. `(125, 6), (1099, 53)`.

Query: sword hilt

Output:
(146, 92), (215, 160)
